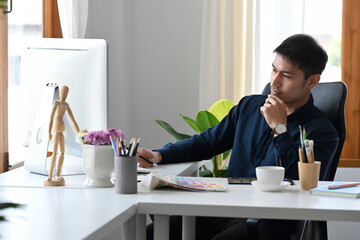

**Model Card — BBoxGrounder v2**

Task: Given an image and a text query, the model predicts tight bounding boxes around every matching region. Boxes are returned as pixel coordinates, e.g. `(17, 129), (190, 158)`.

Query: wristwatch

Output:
(272, 124), (287, 135)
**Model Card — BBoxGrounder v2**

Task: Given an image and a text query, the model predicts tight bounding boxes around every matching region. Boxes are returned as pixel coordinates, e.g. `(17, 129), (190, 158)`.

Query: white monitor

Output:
(22, 38), (107, 175)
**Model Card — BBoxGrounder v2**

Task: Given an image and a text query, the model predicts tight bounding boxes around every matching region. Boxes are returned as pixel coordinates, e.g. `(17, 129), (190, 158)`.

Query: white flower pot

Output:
(82, 144), (115, 188)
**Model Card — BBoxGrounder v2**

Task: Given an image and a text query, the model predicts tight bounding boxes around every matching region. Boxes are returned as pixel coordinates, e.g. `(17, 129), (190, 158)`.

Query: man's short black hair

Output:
(274, 34), (328, 79)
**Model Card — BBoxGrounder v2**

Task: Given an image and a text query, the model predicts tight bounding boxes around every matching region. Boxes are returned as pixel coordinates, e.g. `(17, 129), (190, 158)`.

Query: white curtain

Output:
(199, 0), (308, 108)
(57, 0), (88, 38)
(199, 0), (255, 110)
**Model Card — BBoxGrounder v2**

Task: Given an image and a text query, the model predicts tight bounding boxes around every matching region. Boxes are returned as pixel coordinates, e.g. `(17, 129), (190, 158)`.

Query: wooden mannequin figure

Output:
(44, 85), (80, 186)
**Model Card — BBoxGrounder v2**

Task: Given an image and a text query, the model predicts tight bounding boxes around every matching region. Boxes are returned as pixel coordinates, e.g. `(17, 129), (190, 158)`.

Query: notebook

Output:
(310, 182), (360, 199)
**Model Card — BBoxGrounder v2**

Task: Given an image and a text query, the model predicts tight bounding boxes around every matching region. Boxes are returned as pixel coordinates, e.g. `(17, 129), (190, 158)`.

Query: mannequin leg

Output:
(56, 133), (65, 181)
(47, 133), (60, 181)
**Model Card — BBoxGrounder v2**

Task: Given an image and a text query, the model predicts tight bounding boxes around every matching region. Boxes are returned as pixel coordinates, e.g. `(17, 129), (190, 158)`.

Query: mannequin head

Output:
(60, 86), (69, 101)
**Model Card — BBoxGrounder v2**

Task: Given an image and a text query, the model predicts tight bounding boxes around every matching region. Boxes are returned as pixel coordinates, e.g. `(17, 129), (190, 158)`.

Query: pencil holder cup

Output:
(114, 156), (137, 194)
(298, 161), (321, 190)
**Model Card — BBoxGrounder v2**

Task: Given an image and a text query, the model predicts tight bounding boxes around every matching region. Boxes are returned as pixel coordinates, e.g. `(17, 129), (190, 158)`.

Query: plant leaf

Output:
(0, 203), (23, 210)
(222, 149), (232, 160)
(196, 110), (219, 132)
(180, 114), (201, 133)
(155, 120), (192, 141)
(212, 156), (217, 170)
(208, 99), (235, 121)
(199, 169), (213, 177)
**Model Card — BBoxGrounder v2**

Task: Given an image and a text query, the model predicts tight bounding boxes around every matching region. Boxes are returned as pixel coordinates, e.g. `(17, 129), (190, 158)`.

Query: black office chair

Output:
(247, 81), (347, 240)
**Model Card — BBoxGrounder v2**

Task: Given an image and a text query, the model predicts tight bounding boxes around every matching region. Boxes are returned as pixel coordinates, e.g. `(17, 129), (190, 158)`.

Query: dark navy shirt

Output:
(157, 94), (339, 181)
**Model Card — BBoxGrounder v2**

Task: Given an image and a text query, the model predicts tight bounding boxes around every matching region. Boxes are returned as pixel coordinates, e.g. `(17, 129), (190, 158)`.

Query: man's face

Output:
(270, 53), (312, 113)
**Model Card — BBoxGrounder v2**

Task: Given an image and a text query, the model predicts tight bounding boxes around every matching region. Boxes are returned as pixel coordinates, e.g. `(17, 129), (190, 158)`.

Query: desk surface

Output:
(137, 178), (360, 222)
(2, 168), (360, 240)
(0, 187), (141, 240)
(0, 161), (204, 188)
(0, 161), (204, 240)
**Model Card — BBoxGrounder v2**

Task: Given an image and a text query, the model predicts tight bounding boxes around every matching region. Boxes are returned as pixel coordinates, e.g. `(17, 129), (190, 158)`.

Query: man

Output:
(137, 34), (339, 240)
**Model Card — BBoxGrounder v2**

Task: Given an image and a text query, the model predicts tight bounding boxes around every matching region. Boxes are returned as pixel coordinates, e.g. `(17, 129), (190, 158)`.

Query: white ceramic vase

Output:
(82, 144), (115, 188)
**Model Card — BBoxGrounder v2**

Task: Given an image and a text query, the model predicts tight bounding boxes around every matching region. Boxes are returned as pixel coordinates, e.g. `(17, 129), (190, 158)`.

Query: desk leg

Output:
(123, 214), (136, 240)
(182, 216), (195, 240)
(137, 214), (146, 240)
(154, 214), (169, 240)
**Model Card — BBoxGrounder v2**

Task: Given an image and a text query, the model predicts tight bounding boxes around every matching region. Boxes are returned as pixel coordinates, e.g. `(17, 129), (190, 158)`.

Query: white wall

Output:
(86, 0), (204, 149)
(86, 2), (359, 239)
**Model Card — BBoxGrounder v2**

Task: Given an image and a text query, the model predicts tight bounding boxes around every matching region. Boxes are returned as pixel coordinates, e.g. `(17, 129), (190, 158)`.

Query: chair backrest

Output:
(262, 82), (347, 181)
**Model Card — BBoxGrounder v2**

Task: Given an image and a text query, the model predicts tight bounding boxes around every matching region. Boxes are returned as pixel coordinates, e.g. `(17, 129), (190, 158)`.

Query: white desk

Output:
(3, 167), (360, 240)
(0, 187), (141, 240)
(0, 161), (204, 240)
(136, 178), (360, 240)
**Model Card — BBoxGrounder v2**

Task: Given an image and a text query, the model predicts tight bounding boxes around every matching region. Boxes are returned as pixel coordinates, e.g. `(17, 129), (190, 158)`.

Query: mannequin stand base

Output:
(44, 178), (65, 186)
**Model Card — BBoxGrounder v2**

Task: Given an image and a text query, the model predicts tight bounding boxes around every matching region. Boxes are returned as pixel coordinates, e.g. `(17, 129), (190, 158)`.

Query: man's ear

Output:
(307, 74), (321, 90)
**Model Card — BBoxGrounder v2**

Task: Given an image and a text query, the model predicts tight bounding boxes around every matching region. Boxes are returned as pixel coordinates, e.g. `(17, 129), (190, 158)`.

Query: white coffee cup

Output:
(256, 166), (285, 185)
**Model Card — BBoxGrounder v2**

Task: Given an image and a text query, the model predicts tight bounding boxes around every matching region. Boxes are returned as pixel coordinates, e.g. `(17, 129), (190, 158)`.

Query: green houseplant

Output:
(0, 202), (23, 221)
(155, 99), (235, 177)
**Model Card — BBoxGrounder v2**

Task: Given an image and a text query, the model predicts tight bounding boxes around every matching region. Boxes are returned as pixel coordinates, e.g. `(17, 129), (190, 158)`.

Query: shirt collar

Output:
(288, 94), (314, 120)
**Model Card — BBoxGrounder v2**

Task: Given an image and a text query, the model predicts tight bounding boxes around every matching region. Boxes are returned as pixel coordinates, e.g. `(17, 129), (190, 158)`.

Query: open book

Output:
(140, 172), (227, 192)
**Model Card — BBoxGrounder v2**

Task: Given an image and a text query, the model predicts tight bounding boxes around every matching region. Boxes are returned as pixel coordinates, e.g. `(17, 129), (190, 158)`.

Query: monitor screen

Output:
(22, 38), (107, 175)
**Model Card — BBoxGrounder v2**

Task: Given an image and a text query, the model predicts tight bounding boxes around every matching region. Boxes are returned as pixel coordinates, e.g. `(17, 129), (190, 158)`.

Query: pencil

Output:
(304, 140), (313, 163)
(139, 155), (157, 167)
(120, 137), (126, 155)
(303, 127), (307, 142)
(127, 138), (135, 156)
(109, 136), (117, 155)
(328, 182), (360, 190)
(299, 125), (304, 148)
(129, 138), (137, 156)
(298, 146), (304, 163)
(132, 138), (141, 156)
(309, 140), (315, 163)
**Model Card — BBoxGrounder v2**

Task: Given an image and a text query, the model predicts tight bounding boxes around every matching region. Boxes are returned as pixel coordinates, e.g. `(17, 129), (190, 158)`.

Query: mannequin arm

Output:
(48, 101), (59, 140)
(66, 107), (80, 133)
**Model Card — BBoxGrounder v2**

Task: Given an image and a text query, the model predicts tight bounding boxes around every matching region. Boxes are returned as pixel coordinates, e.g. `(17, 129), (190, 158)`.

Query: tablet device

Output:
(228, 177), (294, 185)
(228, 177), (256, 184)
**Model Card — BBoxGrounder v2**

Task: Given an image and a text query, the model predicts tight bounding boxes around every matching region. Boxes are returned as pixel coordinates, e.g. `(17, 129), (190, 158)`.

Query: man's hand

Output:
(260, 94), (287, 130)
(137, 148), (162, 168)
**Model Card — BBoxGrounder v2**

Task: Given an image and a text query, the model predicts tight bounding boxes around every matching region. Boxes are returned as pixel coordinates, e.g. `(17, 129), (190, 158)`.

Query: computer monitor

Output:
(22, 38), (107, 175)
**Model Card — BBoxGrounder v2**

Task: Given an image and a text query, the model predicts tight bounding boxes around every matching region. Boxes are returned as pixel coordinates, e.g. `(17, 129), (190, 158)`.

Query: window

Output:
(8, 0), (42, 165)
(303, 0), (342, 83)
(254, 0), (342, 93)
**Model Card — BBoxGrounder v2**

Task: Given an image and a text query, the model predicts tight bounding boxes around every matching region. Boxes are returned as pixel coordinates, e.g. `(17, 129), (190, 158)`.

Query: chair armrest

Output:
(246, 218), (260, 240)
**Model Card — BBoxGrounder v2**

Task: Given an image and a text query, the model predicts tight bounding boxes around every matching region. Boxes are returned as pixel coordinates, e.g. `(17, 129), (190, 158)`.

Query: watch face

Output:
(275, 124), (287, 134)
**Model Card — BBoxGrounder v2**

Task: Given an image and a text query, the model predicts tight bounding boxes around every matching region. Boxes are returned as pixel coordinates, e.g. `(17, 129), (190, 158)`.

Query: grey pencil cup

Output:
(114, 156), (137, 194)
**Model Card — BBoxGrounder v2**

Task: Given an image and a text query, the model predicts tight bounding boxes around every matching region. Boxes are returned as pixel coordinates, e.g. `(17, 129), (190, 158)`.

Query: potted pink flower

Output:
(77, 128), (126, 188)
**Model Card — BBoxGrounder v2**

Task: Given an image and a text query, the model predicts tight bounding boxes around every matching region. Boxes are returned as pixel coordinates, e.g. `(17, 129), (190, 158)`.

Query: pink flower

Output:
(83, 128), (125, 145)
(106, 128), (126, 141)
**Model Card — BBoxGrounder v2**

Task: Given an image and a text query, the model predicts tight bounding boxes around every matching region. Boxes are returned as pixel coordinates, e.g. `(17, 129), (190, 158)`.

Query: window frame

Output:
(0, 0), (62, 173)
(0, 9), (8, 173)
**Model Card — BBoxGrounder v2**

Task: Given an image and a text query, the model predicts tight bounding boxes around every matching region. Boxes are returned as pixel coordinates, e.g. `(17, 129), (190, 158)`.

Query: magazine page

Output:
(141, 172), (227, 192)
